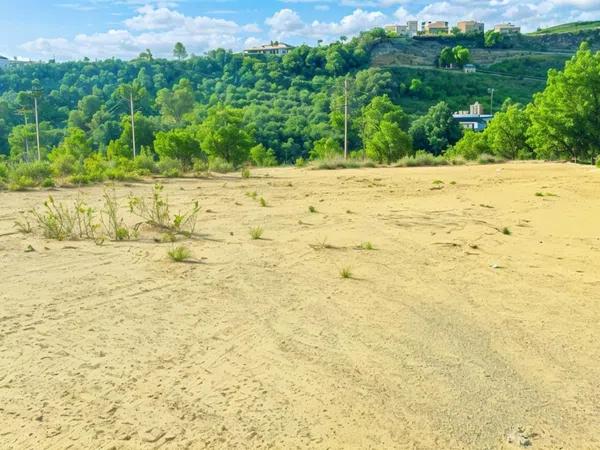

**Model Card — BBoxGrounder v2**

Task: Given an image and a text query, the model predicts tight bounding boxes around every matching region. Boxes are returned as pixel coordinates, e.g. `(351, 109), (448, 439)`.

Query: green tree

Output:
(198, 105), (254, 166)
(453, 45), (471, 68)
(156, 78), (196, 125)
(527, 43), (600, 162)
(366, 121), (412, 164)
(485, 102), (532, 159)
(409, 102), (463, 155)
(154, 127), (203, 167)
(447, 130), (490, 160)
(310, 137), (342, 160)
(361, 95), (409, 154)
(173, 42), (188, 61)
(439, 47), (455, 67)
(249, 144), (277, 167)
(484, 31), (503, 48)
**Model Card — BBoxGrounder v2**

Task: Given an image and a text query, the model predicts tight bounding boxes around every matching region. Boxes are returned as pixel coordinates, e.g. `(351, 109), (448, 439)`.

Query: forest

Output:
(0, 28), (599, 190)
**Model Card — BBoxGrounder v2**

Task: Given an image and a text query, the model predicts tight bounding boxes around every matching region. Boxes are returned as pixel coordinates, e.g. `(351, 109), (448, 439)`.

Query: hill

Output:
(530, 21), (600, 35)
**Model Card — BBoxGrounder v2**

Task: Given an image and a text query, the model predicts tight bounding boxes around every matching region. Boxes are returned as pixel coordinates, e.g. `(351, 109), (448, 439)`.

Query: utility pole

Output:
(488, 88), (495, 115)
(33, 96), (41, 161)
(130, 91), (136, 158)
(344, 76), (349, 160)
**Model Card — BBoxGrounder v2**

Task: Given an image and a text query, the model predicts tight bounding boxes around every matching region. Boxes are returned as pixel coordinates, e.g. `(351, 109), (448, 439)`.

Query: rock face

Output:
(370, 30), (600, 69)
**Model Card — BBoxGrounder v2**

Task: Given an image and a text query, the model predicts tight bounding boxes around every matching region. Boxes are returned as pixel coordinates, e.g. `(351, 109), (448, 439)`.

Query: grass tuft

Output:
(339, 266), (353, 279)
(249, 226), (264, 240)
(308, 205), (317, 213)
(502, 227), (512, 236)
(168, 245), (191, 262)
(358, 241), (375, 251)
(259, 197), (267, 207)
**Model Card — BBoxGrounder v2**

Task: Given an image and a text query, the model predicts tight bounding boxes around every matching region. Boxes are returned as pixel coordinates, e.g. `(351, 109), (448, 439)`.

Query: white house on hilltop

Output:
(244, 42), (294, 56)
(0, 56), (11, 70)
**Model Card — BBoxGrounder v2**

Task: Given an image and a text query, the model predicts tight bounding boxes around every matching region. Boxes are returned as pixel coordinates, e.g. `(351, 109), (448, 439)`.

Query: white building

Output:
(494, 23), (521, 34)
(453, 103), (493, 131)
(0, 56), (11, 70)
(244, 42), (294, 56)
(463, 64), (477, 73)
(385, 21), (419, 37)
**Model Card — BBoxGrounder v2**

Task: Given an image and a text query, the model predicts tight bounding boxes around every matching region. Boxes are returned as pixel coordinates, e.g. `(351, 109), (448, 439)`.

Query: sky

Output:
(0, 0), (599, 61)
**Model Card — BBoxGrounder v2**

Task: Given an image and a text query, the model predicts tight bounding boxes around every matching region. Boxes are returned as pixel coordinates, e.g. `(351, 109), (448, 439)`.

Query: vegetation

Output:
(530, 21), (600, 35)
(168, 245), (191, 262)
(249, 226), (264, 240)
(0, 29), (598, 189)
(449, 43), (600, 164)
(339, 266), (353, 279)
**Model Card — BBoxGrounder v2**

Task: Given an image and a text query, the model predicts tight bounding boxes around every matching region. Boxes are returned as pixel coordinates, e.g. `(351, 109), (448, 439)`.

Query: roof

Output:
(427, 21), (448, 28)
(245, 42), (294, 51)
(453, 114), (493, 119)
(495, 23), (519, 28)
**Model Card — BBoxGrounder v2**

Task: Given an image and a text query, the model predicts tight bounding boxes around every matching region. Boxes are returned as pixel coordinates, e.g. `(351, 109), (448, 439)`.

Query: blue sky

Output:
(1, 0), (599, 61)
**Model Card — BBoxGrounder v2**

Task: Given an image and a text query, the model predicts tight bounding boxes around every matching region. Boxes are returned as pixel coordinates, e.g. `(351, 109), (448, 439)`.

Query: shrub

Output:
(311, 157), (376, 170)
(0, 161), (8, 181)
(157, 157), (183, 178)
(50, 152), (79, 177)
(241, 167), (251, 179)
(133, 152), (158, 175)
(259, 197), (267, 207)
(31, 195), (99, 241)
(250, 144), (277, 167)
(396, 150), (449, 168)
(129, 184), (200, 235)
(101, 187), (138, 241)
(209, 157), (235, 174)
(478, 153), (505, 164)
(192, 158), (209, 177)
(295, 157), (306, 168)
(168, 245), (191, 262)
(308, 206), (317, 213)
(9, 161), (53, 186)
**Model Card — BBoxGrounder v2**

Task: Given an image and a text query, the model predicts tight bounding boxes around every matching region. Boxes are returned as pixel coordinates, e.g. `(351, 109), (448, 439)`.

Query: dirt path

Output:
(1, 163), (599, 448)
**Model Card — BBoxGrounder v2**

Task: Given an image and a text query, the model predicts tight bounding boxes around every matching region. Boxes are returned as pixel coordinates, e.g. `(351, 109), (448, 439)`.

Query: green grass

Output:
(529, 21), (600, 35)
(249, 226), (264, 240)
(358, 242), (375, 251)
(339, 266), (353, 279)
(168, 245), (191, 262)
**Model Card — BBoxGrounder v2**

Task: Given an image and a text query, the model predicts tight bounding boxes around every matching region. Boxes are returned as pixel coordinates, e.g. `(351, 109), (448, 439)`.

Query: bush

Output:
(250, 144), (277, 167)
(0, 161), (8, 181)
(9, 161), (53, 186)
(295, 157), (306, 168)
(133, 152), (158, 175)
(395, 150), (449, 167)
(478, 153), (505, 164)
(192, 158), (209, 177)
(50, 152), (79, 177)
(157, 157), (183, 178)
(209, 157), (234, 174)
(311, 157), (376, 170)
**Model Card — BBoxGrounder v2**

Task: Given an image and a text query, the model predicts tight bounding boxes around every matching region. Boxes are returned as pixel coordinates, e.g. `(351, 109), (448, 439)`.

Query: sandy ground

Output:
(1, 162), (599, 449)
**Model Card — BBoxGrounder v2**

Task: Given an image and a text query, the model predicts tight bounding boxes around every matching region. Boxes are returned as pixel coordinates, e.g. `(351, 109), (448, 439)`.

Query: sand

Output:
(0, 162), (599, 449)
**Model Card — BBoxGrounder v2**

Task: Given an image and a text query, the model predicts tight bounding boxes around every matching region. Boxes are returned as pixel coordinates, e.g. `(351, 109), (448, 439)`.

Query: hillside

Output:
(530, 21), (600, 35)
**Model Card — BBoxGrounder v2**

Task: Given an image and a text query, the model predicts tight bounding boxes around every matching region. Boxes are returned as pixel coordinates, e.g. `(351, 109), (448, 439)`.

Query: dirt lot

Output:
(1, 162), (599, 449)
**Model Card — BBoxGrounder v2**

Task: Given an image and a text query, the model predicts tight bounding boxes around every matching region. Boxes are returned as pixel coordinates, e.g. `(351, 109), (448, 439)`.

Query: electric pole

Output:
(488, 88), (495, 115)
(344, 76), (349, 160)
(130, 91), (136, 158)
